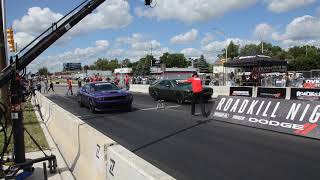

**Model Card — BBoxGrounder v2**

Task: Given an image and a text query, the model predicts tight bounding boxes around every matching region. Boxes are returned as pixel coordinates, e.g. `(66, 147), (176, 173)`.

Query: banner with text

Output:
(230, 87), (253, 97)
(291, 88), (320, 101)
(257, 87), (286, 99)
(210, 96), (320, 139)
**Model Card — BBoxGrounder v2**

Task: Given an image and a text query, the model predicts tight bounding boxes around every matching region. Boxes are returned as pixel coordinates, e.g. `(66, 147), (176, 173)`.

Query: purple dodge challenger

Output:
(78, 82), (133, 113)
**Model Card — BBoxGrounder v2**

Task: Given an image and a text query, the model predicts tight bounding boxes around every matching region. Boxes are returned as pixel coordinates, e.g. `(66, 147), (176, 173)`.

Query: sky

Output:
(4, 0), (320, 72)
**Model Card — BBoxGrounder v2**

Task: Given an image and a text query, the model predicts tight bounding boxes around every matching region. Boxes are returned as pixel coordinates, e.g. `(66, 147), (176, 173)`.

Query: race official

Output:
(185, 72), (207, 117)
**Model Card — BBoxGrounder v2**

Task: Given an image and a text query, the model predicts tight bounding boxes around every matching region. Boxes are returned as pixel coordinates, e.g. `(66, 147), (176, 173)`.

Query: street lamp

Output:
(212, 28), (228, 85)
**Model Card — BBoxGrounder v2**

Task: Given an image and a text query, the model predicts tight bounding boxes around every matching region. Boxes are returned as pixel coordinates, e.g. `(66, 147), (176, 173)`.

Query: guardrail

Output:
(34, 92), (175, 180)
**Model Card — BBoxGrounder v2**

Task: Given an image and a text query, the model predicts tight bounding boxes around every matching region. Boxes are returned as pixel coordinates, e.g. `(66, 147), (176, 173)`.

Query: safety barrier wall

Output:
(129, 84), (319, 100)
(129, 84), (150, 94)
(34, 92), (175, 180)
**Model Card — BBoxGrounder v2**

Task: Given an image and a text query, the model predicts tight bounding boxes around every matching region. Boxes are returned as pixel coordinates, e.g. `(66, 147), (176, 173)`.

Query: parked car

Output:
(78, 82), (133, 113)
(148, 79), (213, 104)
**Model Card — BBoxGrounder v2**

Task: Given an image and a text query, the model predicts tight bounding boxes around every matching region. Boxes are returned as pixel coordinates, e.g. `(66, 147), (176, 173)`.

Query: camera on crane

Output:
(145, 0), (152, 5)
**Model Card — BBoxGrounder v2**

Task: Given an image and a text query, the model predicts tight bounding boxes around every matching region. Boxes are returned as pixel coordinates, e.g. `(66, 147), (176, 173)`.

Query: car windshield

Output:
(92, 83), (120, 92)
(172, 80), (191, 87)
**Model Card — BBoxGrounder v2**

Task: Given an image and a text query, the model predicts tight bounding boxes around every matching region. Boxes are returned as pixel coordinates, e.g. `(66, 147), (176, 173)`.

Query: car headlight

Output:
(97, 97), (104, 101)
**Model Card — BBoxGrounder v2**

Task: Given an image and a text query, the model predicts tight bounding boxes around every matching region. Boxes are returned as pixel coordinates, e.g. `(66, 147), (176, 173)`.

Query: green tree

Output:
(194, 55), (209, 73)
(133, 55), (153, 76)
(38, 67), (48, 76)
(218, 41), (240, 60)
(160, 52), (188, 68)
(89, 58), (120, 71)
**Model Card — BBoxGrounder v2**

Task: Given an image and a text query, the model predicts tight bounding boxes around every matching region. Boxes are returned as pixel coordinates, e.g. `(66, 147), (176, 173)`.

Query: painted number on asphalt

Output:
(109, 158), (115, 176)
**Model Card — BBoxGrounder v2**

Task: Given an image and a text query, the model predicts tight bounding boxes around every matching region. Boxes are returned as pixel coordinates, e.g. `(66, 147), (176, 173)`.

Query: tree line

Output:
(39, 42), (320, 76)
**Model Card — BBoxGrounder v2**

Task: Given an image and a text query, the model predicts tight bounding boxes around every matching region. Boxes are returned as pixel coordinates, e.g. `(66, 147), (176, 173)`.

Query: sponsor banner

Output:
(230, 87), (252, 97)
(210, 96), (320, 139)
(291, 88), (320, 101)
(257, 87), (286, 99)
(303, 79), (320, 88)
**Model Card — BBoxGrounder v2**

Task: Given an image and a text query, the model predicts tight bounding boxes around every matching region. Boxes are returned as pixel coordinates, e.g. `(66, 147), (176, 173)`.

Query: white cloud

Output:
(135, 0), (257, 23)
(316, 7), (320, 17)
(202, 38), (258, 53)
(170, 29), (198, 44)
(12, 0), (132, 49)
(265, 0), (315, 13)
(271, 15), (320, 47)
(116, 33), (144, 45)
(29, 40), (109, 72)
(132, 40), (161, 51)
(71, 0), (133, 34)
(14, 32), (35, 49)
(181, 48), (202, 58)
(201, 33), (215, 45)
(254, 23), (274, 40)
(13, 7), (63, 35)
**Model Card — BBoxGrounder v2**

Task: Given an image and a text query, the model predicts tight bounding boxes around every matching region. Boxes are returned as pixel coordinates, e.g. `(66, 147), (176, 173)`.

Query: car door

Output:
(159, 80), (174, 100)
(81, 84), (90, 106)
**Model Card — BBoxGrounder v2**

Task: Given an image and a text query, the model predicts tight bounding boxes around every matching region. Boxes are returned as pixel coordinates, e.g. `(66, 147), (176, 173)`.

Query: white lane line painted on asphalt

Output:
(140, 105), (181, 111)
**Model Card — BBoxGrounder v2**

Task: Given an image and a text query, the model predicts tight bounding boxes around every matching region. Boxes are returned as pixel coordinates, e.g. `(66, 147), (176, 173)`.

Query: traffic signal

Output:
(6, 28), (15, 52)
(145, 0), (152, 5)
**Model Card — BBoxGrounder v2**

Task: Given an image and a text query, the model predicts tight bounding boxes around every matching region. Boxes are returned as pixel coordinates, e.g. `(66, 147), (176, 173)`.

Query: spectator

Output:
(124, 75), (130, 90)
(43, 78), (48, 94)
(48, 79), (54, 92)
(78, 79), (82, 88)
(36, 80), (42, 93)
(184, 72), (207, 117)
(66, 78), (73, 95)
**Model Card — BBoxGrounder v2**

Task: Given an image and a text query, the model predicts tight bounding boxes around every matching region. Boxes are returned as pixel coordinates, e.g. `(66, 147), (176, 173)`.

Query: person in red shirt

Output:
(66, 78), (73, 95)
(124, 75), (130, 90)
(185, 72), (207, 117)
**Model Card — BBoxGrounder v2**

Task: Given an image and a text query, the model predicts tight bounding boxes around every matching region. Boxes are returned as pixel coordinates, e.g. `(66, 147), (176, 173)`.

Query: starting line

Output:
(140, 105), (181, 111)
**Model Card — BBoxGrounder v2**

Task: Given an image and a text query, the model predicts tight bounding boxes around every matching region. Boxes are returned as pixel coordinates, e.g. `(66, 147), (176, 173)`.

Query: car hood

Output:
(92, 90), (130, 97)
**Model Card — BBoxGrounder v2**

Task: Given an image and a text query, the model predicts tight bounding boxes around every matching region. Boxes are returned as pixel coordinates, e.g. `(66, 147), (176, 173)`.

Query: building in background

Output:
(150, 67), (197, 79)
(63, 63), (82, 72)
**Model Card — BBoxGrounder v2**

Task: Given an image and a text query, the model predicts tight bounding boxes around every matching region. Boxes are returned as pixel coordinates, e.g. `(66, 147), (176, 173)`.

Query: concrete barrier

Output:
(209, 86), (229, 98)
(106, 145), (175, 180)
(129, 84), (150, 94)
(35, 92), (175, 180)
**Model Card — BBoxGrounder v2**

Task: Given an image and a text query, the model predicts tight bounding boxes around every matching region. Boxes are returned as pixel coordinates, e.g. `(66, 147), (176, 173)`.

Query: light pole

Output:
(213, 28), (228, 85)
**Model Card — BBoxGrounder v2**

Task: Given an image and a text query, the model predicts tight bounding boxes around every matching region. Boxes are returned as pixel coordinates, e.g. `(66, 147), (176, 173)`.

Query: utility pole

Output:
(0, 0), (10, 123)
(150, 43), (153, 67)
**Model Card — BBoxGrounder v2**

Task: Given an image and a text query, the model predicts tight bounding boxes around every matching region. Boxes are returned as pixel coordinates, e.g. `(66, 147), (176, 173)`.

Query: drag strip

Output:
(44, 85), (320, 180)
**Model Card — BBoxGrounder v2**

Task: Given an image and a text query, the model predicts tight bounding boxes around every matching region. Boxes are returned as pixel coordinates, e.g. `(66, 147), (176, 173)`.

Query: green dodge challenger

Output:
(148, 79), (213, 104)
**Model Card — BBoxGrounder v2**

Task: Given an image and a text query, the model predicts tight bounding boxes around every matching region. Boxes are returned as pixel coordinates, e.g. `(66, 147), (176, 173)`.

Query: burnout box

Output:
(210, 96), (320, 140)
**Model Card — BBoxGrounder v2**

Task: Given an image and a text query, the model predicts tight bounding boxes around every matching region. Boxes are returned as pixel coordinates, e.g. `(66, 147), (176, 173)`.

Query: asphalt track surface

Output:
(44, 85), (320, 180)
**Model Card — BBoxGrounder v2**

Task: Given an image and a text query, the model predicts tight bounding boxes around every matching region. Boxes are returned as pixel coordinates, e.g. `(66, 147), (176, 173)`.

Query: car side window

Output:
(159, 80), (167, 86)
(89, 86), (95, 93)
(83, 85), (89, 92)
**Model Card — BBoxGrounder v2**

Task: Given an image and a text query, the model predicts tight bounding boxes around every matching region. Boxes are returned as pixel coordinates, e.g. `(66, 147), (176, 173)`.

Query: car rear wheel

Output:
(151, 90), (159, 101)
(89, 99), (96, 113)
(176, 93), (185, 104)
(126, 104), (132, 112)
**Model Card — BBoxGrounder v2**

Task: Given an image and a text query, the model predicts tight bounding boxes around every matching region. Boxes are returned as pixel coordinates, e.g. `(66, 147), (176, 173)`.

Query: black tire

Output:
(176, 93), (185, 104)
(151, 90), (159, 101)
(89, 99), (96, 113)
(79, 97), (84, 107)
(126, 104), (132, 112)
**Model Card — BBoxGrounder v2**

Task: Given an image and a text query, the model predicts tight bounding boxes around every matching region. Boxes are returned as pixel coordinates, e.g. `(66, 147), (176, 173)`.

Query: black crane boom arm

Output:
(0, 0), (106, 87)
